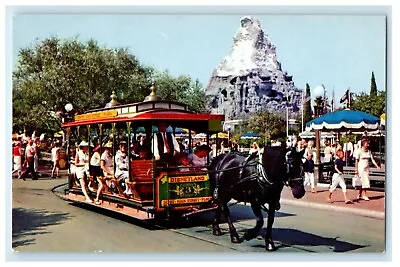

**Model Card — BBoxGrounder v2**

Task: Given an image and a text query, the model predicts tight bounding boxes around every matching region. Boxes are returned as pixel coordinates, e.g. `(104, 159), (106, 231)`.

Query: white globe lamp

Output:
(65, 103), (73, 112)
(313, 84), (325, 98)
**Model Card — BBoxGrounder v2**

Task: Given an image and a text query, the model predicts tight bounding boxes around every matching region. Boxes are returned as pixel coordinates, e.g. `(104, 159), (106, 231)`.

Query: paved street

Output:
(9, 175), (387, 260)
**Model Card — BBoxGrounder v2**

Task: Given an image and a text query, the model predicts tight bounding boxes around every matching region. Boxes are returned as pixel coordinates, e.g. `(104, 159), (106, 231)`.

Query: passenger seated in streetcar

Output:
(151, 122), (180, 164)
(139, 149), (150, 160)
(175, 152), (192, 172)
(94, 142), (114, 204)
(130, 141), (141, 159)
(115, 141), (132, 197)
(88, 144), (102, 192)
(74, 141), (93, 203)
(188, 144), (211, 170)
(69, 147), (79, 187)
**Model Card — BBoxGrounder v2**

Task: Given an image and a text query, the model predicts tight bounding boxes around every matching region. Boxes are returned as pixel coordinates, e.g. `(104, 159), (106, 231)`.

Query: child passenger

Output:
(176, 152), (192, 172)
(188, 145), (211, 170)
(328, 150), (352, 204)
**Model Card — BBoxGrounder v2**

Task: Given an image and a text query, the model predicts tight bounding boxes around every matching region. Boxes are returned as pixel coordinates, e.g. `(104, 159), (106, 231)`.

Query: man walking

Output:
(20, 138), (38, 180)
(343, 137), (354, 166)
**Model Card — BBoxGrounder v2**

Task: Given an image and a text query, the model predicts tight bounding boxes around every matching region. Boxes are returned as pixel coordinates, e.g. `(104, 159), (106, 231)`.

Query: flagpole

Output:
(301, 90), (304, 132)
(286, 89), (289, 138)
(348, 88), (351, 109)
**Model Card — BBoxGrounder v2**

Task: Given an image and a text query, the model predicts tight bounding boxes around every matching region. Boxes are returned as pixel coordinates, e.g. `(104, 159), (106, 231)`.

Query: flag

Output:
(340, 88), (350, 103)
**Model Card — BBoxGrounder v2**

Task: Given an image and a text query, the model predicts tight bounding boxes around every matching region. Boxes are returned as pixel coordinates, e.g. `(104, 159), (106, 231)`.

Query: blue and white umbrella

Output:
(240, 132), (261, 139)
(305, 109), (380, 131)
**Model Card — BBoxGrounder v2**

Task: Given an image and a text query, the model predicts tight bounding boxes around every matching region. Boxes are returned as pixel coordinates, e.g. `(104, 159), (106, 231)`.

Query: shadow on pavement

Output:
(154, 204), (296, 229)
(12, 207), (73, 249)
(254, 228), (367, 252)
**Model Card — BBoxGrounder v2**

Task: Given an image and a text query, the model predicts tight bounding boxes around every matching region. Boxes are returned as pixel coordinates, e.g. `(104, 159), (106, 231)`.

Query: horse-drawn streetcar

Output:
(61, 85), (225, 219)
(61, 85), (306, 251)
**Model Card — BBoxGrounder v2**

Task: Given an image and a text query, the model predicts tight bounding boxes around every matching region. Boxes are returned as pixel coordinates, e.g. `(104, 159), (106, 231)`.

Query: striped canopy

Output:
(240, 132), (261, 139)
(305, 109), (380, 131)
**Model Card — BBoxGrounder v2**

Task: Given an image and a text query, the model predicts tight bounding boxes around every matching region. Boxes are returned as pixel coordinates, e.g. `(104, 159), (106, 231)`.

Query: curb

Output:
(280, 198), (385, 220)
(280, 182), (385, 220)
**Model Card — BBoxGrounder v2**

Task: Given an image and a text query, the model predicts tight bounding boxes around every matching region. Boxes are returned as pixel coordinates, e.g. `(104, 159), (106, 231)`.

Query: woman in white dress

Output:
(354, 138), (380, 200)
(75, 141), (92, 203)
(249, 142), (259, 155)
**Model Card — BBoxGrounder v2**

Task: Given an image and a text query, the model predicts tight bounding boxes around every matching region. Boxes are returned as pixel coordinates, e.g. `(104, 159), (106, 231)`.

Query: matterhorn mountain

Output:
(205, 16), (303, 120)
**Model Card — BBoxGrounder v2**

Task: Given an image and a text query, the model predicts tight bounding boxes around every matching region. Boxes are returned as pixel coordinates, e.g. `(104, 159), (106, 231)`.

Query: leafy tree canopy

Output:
(152, 71), (207, 112)
(246, 111), (286, 140)
(351, 90), (385, 117)
(13, 36), (151, 132)
(13, 36), (207, 133)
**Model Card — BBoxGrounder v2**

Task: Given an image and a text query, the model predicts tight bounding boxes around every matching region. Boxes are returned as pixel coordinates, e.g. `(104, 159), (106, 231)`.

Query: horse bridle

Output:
(284, 152), (305, 186)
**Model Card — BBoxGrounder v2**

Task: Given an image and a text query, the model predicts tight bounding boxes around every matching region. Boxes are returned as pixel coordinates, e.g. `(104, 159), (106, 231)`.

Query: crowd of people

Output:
(285, 135), (381, 203)
(13, 127), (382, 206)
(12, 132), (64, 181)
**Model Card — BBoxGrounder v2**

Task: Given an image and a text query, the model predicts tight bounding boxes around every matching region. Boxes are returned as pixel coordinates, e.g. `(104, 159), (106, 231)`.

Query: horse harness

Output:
(212, 149), (306, 201)
(212, 153), (283, 201)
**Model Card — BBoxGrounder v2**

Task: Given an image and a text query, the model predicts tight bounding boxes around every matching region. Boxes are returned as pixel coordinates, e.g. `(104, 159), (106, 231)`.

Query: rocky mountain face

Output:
(205, 16), (303, 120)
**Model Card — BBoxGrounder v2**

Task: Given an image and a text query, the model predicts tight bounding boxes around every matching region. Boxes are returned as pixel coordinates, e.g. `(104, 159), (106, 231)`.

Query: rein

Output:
(207, 164), (256, 174)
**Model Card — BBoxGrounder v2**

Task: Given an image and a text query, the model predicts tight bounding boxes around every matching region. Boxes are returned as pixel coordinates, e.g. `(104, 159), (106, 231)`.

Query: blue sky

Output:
(12, 11), (386, 106)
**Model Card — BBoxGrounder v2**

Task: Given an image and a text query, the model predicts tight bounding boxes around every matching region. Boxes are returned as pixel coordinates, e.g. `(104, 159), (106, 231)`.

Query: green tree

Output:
(303, 83), (313, 127)
(351, 91), (385, 117)
(370, 71), (378, 97)
(182, 79), (208, 113)
(247, 111), (286, 140)
(152, 71), (207, 112)
(13, 36), (151, 133)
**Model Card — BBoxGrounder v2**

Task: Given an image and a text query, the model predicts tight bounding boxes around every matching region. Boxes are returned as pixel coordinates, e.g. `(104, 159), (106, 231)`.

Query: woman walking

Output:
(13, 141), (23, 178)
(354, 138), (380, 201)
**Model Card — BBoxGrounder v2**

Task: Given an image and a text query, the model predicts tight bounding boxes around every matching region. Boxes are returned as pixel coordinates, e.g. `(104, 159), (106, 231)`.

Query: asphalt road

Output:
(9, 177), (386, 261)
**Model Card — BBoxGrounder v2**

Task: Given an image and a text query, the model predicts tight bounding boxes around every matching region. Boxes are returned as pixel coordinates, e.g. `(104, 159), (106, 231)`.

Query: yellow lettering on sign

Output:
(161, 197), (212, 206)
(168, 175), (208, 183)
(75, 110), (118, 121)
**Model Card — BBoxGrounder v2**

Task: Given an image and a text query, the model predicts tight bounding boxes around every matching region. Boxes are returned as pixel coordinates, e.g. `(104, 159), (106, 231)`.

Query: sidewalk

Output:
(12, 164), (68, 179)
(13, 164), (386, 220)
(280, 184), (385, 219)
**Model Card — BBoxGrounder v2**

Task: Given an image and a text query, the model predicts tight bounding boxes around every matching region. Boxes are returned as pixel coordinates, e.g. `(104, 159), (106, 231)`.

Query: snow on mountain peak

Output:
(216, 16), (280, 77)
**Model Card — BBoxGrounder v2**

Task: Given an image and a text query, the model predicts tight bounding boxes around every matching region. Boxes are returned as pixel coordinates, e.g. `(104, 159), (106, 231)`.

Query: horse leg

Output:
(222, 202), (240, 243)
(265, 203), (277, 251)
(244, 201), (263, 241)
(212, 204), (223, 236)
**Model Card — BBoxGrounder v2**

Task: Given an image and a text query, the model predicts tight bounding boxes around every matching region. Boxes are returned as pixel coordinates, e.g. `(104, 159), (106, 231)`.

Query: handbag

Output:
(352, 175), (362, 187)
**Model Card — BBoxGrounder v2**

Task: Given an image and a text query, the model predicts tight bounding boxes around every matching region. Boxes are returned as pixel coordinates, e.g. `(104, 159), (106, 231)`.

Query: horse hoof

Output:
(244, 231), (256, 241)
(231, 236), (241, 243)
(244, 233), (251, 241)
(213, 229), (222, 236)
(265, 242), (276, 251)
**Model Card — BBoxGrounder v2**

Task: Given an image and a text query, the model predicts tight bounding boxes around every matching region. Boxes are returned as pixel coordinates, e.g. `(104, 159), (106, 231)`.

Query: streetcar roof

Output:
(61, 85), (225, 132)
(61, 104), (225, 132)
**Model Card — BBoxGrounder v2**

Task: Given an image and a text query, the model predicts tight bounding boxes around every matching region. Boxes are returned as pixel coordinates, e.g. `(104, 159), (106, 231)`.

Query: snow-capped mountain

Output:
(205, 16), (302, 120)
